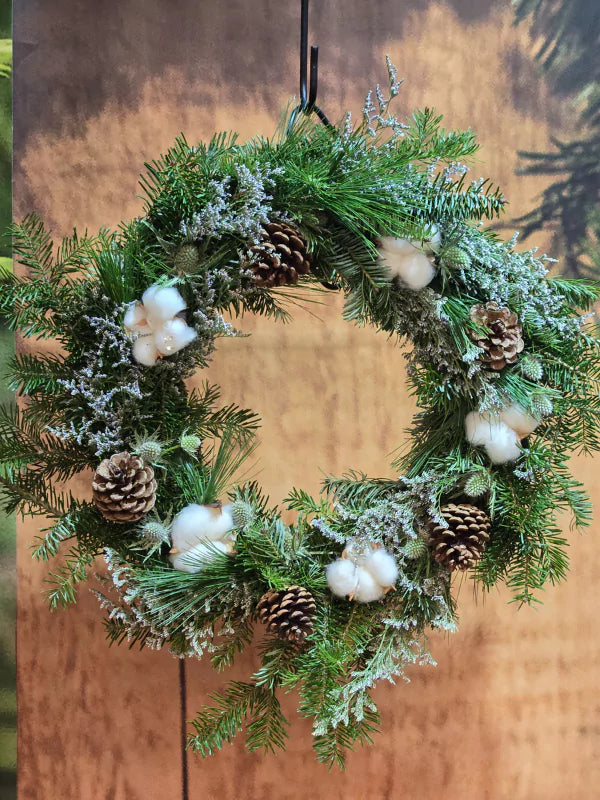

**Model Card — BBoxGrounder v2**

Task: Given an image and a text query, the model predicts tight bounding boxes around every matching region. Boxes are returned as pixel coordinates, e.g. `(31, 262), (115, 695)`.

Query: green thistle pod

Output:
(531, 393), (553, 418)
(441, 244), (471, 270)
(136, 440), (163, 463)
(520, 354), (543, 382)
(174, 242), (201, 275)
(404, 536), (428, 559)
(180, 433), (202, 456)
(465, 472), (491, 498)
(230, 500), (255, 529)
(139, 520), (170, 548)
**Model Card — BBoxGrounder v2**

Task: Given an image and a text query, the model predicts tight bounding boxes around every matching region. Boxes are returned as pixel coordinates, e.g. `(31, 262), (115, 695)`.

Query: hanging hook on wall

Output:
(289, 0), (332, 130)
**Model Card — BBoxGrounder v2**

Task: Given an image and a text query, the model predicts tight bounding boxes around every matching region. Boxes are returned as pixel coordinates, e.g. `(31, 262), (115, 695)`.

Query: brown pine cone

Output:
(256, 585), (316, 643)
(469, 301), (524, 370)
(248, 221), (311, 287)
(427, 503), (492, 572)
(92, 451), (157, 523)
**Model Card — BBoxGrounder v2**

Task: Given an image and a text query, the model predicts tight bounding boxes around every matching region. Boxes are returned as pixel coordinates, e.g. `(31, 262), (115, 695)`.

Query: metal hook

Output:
(292, 0), (332, 128)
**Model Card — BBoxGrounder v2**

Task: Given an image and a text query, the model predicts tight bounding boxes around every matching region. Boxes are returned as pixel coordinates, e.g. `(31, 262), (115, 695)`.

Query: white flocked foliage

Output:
(124, 284), (197, 365)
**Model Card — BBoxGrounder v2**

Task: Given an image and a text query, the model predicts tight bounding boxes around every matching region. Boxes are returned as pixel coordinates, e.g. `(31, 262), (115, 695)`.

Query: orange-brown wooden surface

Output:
(14, 2), (600, 798)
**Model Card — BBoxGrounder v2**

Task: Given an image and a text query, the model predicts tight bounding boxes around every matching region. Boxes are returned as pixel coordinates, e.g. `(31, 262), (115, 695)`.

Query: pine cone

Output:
(469, 301), (524, 370)
(427, 503), (491, 572)
(256, 585), (316, 643)
(92, 451), (157, 523)
(248, 222), (311, 287)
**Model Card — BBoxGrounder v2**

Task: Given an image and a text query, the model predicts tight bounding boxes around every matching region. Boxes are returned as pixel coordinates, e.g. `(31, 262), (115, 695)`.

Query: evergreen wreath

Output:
(2, 61), (600, 767)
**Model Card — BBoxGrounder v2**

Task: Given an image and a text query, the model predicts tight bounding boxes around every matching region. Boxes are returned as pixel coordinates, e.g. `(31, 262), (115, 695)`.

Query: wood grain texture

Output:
(14, 2), (600, 798)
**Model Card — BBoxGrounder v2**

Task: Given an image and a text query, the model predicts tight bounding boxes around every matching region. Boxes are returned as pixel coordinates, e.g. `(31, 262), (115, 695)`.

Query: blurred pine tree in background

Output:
(0, 0), (14, 795)
(514, 0), (600, 279)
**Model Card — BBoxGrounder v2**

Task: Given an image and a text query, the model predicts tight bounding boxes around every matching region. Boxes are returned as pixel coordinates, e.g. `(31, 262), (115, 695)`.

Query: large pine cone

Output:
(427, 503), (491, 572)
(469, 301), (524, 370)
(256, 585), (316, 643)
(92, 451), (157, 523)
(248, 222), (311, 287)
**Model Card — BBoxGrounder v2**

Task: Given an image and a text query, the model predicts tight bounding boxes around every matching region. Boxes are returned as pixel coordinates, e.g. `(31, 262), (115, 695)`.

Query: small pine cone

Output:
(92, 452), (157, 523)
(248, 222), (311, 288)
(428, 503), (491, 572)
(441, 244), (471, 270)
(256, 585), (316, 643)
(174, 243), (201, 275)
(469, 301), (524, 371)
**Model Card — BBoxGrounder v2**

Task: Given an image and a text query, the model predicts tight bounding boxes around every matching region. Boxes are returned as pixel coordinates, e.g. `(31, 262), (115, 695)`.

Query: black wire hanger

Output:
(288, 0), (332, 130)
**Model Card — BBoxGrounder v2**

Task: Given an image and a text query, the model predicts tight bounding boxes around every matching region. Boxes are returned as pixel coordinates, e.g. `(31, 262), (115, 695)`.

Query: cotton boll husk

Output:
(484, 424), (521, 464)
(326, 559), (358, 598)
(132, 335), (159, 366)
(498, 404), (540, 437)
(354, 568), (386, 603)
(154, 318), (197, 356)
(123, 303), (149, 333)
(172, 503), (233, 551)
(363, 549), (399, 587)
(142, 285), (187, 326)
(170, 540), (228, 573)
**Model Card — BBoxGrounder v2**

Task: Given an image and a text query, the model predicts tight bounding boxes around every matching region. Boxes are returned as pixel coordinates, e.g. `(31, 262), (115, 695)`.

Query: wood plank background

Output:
(14, 1), (600, 798)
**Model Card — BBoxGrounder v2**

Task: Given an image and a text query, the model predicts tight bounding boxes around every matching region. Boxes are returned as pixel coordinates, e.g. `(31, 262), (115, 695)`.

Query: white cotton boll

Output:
(362, 549), (398, 587)
(132, 335), (159, 366)
(378, 236), (417, 258)
(498, 404), (540, 437)
(327, 559), (358, 598)
(465, 411), (497, 446)
(415, 223), (442, 255)
(354, 568), (386, 603)
(484, 424), (521, 464)
(142, 285), (187, 326)
(465, 411), (521, 464)
(123, 303), (149, 333)
(171, 503), (232, 552)
(170, 540), (228, 573)
(391, 250), (436, 290)
(154, 318), (197, 356)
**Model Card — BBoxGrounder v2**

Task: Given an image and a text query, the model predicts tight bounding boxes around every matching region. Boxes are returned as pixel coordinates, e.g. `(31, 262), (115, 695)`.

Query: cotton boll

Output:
(484, 424), (521, 464)
(498, 404), (540, 437)
(416, 223), (442, 255)
(354, 568), (386, 603)
(171, 503), (233, 552)
(142, 285), (187, 326)
(465, 411), (521, 464)
(326, 559), (358, 598)
(384, 250), (436, 290)
(132, 335), (159, 366)
(154, 318), (197, 356)
(465, 411), (497, 446)
(362, 549), (398, 587)
(170, 540), (228, 573)
(378, 236), (417, 258)
(123, 303), (149, 333)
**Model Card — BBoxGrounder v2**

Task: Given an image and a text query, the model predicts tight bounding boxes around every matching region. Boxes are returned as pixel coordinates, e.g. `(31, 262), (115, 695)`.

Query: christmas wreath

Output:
(2, 62), (600, 767)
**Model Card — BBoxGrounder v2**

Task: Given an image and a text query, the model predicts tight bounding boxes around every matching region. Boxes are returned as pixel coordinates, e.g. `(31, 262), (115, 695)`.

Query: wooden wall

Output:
(14, 1), (600, 797)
